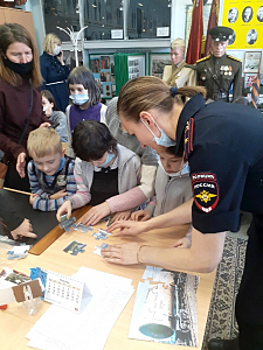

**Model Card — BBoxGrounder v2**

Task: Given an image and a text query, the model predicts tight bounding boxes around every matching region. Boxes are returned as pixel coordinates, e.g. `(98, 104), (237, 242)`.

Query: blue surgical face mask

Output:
(69, 92), (89, 105)
(43, 105), (48, 112)
(140, 118), (176, 147)
(98, 152), (115, 168)
(54, 45), (61, 56)
(158, 160), (189, 177)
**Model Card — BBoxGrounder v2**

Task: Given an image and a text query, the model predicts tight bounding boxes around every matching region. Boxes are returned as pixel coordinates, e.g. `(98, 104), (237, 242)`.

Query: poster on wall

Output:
(149, 53), (171, 79)
(128, 55), (146, 80)
(243, 51), (262, 73)
(244, 73), (258, 88)
(89, 54), (116, 99)
(222, 1), (263, 50)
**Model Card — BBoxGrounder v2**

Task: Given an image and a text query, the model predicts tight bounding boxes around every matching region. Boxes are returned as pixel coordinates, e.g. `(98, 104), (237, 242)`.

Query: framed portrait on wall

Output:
(149, 53), (171, 79)
(243, 51), (262, 73)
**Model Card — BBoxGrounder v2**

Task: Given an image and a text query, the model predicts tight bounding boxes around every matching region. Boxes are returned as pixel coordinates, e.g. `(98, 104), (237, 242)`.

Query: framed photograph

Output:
(89, 53), (116, 99)
(149, 53), (171, 78)
(103, 83), (112, 98)
(243, 51), (262, 73)
(128, 54), (146, 80)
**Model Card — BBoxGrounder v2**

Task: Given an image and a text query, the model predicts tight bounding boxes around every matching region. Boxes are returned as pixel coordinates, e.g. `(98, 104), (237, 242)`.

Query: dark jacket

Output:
(40, 52), (70, 112)
(0, 76), (48, 164)
(196, 54), (242, 101)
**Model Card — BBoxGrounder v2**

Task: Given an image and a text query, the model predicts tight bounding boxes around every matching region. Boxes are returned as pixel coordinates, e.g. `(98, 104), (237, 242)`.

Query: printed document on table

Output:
(26, 267), (134, 350)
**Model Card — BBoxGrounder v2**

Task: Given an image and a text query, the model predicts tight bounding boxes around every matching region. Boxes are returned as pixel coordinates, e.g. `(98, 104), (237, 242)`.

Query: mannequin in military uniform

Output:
(162, 38), (196, 88)
(196, 26), (242, 102)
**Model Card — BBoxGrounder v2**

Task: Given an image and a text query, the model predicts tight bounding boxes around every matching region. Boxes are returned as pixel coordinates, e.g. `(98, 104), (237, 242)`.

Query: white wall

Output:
(171, 0), (193, 41)
(21, 0), (45, 55)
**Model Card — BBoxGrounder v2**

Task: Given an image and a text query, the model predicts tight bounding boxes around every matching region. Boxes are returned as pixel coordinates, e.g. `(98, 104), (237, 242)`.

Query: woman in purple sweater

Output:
(0, 23), (49, 192)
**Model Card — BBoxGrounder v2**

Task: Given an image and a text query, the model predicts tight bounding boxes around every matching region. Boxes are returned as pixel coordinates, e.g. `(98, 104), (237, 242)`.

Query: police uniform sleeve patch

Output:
(192, 173), (219, 213)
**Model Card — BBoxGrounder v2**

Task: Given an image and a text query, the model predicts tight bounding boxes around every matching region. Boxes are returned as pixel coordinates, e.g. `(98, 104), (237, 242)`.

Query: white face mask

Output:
(43, 105), (48, 112)
(69, 92), (90, 105)
(140, 118), (176, 147)
(158, 160), (189, 177)
(54, 45), (61, 56)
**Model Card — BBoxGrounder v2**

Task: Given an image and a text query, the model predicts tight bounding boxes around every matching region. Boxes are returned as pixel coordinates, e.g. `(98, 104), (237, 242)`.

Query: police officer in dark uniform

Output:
(196, 26), (242, 102)
(174, 94), (263, 350)
(102, 77), (263, 350)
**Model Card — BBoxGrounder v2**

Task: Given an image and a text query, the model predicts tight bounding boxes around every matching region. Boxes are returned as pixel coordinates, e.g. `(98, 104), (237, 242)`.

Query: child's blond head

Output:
(27, 127), (62, 158)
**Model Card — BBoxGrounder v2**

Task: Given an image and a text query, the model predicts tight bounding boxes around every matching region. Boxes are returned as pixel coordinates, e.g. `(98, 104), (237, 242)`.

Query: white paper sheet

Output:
(26, 267), (134, 350)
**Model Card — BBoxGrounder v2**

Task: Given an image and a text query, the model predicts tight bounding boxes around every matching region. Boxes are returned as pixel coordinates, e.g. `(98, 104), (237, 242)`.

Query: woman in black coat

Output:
(40, 33), (69, 112)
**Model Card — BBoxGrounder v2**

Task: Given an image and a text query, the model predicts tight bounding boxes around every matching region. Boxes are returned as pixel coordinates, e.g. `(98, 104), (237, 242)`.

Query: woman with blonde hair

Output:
(40, 33), (69, 112)
(102, 76), (263, 350)
(0, 23), (49, 191)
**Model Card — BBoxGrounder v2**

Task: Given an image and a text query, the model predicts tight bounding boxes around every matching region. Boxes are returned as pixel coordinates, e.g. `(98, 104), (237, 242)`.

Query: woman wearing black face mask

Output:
(0, 23), (49, 192)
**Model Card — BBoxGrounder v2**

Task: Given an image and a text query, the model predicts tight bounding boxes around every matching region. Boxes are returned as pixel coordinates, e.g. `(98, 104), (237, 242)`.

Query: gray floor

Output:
(226, 211), (251, 240)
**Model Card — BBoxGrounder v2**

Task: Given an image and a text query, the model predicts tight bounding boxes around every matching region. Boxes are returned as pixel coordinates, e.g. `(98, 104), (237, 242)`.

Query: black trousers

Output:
(235, 214), (263, 350)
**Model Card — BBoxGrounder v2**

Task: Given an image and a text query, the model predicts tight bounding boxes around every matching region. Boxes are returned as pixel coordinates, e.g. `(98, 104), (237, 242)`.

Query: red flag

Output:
(251, 72), (260, 109)
(205, 0), (220, 56)
(186, 0), (203, 64)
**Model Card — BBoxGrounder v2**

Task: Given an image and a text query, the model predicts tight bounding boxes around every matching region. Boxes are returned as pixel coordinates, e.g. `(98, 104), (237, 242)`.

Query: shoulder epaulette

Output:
(196, 55), (210, 63)
(184, 64), (196, 70)
(227, 55), (241, 62)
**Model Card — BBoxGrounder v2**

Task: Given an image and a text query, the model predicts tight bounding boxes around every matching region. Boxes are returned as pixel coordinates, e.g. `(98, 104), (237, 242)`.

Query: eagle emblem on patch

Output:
(192, 173), (219, 213)
(57, 175), (67, 186)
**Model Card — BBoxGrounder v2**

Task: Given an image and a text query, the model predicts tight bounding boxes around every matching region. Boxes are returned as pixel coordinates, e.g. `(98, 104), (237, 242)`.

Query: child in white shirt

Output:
(131, 146), (193, 247)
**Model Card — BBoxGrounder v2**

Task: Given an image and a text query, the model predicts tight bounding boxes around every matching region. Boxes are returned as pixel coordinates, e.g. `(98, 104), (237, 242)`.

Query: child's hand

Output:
(29, 193), (38, 205)
(112, 210), (132, 222)
(131, 209), (152, 221)
(81, 202), (111, 226)
(56, 200), (72, 222)
(170, 237), (192, 249)
(10, 219), (37, 240)
(50, 189), (68, 200)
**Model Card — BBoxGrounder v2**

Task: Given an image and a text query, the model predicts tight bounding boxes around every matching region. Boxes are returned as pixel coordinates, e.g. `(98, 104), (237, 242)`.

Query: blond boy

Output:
(27, 127), (76, 211)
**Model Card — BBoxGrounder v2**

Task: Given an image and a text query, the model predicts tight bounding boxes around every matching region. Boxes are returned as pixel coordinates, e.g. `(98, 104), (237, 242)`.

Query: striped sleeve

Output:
(27, 161), (45, 197)
(65, 160), (77, 197)
(32, 160), (77, 212)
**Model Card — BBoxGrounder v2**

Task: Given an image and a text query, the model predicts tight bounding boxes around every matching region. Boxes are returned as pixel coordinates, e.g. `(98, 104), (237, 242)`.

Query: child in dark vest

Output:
(66, 66), (107, 157)
(56, 120), (144, 226)
(27, 127), (76, 211)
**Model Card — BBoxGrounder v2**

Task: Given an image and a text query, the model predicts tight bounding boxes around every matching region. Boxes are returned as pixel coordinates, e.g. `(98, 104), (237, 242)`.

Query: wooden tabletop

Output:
(0, 216), (215, 350)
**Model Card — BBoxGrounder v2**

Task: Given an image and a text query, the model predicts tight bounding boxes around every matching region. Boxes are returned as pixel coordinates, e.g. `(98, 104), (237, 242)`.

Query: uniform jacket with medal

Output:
(196, 54), (242, 101)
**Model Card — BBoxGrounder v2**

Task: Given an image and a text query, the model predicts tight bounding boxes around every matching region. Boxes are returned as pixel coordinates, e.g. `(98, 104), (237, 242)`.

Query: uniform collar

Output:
(172, 60), (186, 71)
(212, 53), (227, 62)
(174, 94), (206, 156)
